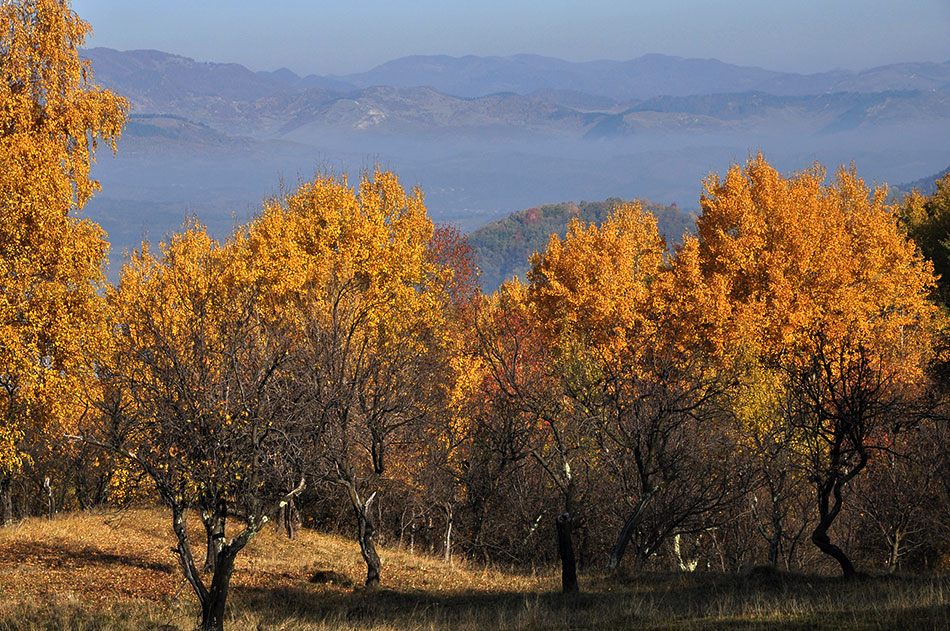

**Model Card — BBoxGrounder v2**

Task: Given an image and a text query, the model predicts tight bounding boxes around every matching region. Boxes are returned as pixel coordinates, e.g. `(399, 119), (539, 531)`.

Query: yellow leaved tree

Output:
(526, 202), (743, 575)
(0, 0), (127, 522)
(241, 169), (453, 588)
(694, 154), (938, 577)
(101, 223), (304, 631)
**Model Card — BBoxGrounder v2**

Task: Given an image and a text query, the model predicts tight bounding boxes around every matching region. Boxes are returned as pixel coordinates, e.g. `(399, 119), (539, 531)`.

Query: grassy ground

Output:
(0, 508), (947, 630)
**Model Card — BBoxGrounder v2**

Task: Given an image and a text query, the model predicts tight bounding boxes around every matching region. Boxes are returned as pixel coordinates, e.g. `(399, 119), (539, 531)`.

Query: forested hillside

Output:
(897, 165), (950, 196)
(468, 198), (695, 290)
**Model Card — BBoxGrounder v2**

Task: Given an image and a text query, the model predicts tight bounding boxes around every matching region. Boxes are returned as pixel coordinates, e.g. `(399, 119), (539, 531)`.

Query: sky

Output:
(72, 0), (950, 77)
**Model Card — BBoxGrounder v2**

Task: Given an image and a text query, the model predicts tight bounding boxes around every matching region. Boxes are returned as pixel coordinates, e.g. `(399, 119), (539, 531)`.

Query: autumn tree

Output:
(0, 0), (127, 522)
(437, 282), (544, 566)
(694, 155), (938, 577)
(396, 225), (480, 563)
(527, 203), (745, 573)
(243, 170), (453, 587)
(90, 225), (304, 631)
(472, 277), (589, 592)
(429, 223), (481, 312)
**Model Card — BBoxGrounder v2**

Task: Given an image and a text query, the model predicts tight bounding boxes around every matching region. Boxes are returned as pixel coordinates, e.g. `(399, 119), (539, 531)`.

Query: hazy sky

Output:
(73, 0), (950, 76)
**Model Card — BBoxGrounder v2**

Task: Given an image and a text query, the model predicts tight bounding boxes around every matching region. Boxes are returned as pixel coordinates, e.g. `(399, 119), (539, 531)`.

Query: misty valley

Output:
(78, 48), (950, 285)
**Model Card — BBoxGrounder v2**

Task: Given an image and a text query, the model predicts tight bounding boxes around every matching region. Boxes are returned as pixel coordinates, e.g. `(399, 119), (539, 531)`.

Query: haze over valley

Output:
(80, 47), (950, 282)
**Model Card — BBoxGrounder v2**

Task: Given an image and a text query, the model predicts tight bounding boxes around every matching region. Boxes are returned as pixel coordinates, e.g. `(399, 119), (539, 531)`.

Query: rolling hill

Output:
(468, 198), (695, 291)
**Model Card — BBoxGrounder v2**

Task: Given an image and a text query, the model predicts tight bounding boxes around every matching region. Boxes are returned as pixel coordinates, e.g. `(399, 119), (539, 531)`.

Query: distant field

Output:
(0, 509), (947, 630)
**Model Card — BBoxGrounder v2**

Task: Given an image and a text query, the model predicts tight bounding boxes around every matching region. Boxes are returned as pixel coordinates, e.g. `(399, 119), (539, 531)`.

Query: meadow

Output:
(0, 509), (947, 630)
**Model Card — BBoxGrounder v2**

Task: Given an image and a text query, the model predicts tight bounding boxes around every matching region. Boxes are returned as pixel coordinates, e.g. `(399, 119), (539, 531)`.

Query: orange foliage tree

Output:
(527, 202), (744, 573)
(0, 0), (126, 522)
(693, 155), (938, 577)
(242, 170), (454, 587)
(98, 224), (304, 631)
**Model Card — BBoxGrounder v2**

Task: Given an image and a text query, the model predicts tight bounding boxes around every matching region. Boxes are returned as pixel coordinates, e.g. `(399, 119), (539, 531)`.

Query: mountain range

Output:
(81, 48), (950, 139)
(76, 48), (950, 280)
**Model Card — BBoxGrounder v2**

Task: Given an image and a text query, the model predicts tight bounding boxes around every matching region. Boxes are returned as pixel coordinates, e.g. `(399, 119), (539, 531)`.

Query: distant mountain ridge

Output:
(332, 54), (950, 100)
(895, 166), (950, 197)
(79, 48), (950, 142)
(340, 53), (829, 100)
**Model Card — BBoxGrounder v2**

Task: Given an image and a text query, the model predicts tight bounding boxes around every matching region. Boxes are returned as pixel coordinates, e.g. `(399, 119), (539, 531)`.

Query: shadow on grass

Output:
(234, 570), (950, 630)
(0, 539), (175, 574)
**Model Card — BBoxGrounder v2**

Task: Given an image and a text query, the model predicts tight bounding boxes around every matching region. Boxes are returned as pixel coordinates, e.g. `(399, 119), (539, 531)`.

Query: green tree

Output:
(900, 173), (950, 305)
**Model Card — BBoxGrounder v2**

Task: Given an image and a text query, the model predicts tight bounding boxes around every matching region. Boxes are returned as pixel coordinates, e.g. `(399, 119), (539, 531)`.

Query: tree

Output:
(93, 224), (304, 631)
(900, 173), (950, 305)
(428, 223), (481, 311)
(694, 155), (938, 576)
(243, 170), (452, 587)
(528, 202), (745, 572)
(0, 0), (127, 522)
(474, 277), (588, 592)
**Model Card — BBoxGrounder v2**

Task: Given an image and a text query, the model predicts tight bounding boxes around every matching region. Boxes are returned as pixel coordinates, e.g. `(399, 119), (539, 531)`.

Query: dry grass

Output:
(0, 508), (947, 630)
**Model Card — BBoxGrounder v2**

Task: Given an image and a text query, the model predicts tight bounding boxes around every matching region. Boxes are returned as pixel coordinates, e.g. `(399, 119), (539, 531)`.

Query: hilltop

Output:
(468, 199), (695, 291)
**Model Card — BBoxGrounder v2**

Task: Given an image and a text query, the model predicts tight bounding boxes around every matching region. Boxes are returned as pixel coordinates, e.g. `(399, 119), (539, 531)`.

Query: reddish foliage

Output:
(523, 207), (541, 224)
(429, 224), (481, 308)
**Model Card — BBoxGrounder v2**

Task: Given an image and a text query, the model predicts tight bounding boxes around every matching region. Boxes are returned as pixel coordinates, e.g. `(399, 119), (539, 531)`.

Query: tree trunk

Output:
(277, 499), (300, 540)
(348, 486), (382, 587)
(556, 512), (578, 593)
(767, 532), (781, 569)
(442, 505), (453, 564)
(607, 494), (651, 569)
(811, 521), (856, 578)
(812, 478), (856, 579)
(200, 548), (236, 631)
(0, 477), (13, 526)
(286, 498), (300, 540)
(766, 488), (785, 569)
(43, 477), (54, 520)
(202, 506), (225, 573)
(761, 497), (783, 569)
(887, 531), (901, 574)
(357, 507), (381, 587)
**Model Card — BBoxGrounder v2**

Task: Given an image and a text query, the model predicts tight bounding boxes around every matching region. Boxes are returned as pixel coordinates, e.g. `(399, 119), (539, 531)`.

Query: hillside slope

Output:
(468, 199), (695, 291)
(0, 509), (947, 630)
(896, 165), (950, 197)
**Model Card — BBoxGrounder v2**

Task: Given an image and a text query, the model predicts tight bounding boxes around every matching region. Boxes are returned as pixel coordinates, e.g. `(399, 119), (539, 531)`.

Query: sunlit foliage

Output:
(0, 0), (127, 517)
